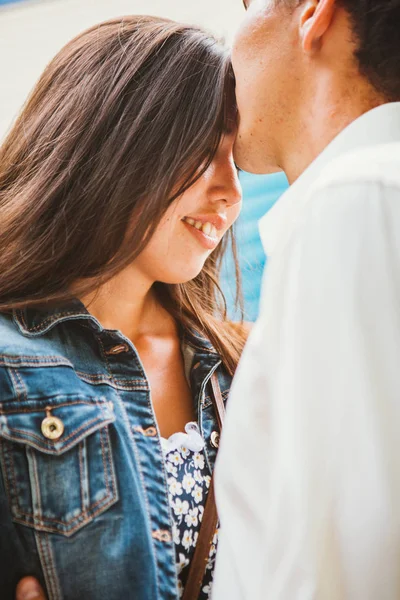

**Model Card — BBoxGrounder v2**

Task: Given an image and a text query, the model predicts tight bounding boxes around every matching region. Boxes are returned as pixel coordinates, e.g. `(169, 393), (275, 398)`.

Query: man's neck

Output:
(281, 84), (385, 184)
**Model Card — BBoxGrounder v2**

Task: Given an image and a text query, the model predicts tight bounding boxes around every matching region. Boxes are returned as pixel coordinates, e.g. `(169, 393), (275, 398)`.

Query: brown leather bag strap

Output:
(181, 372), (225, 600)
(210, 372), (225, 430)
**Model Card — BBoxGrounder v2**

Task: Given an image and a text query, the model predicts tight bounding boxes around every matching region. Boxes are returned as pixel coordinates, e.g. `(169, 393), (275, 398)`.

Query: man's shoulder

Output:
(287, 141), (400, 252)
(311, 141), (400, 195)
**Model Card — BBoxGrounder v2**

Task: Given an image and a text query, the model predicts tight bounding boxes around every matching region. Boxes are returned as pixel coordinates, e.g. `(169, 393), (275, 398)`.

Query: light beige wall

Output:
(0, 0), (244, 138)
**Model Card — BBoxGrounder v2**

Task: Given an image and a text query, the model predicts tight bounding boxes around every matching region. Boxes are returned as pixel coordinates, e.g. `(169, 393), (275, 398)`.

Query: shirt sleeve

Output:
(257, 180), (400, 599)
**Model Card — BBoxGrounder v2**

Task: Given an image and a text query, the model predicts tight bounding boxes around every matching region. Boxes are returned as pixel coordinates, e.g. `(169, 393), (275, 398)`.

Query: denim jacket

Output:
(0, 300), (232, 600)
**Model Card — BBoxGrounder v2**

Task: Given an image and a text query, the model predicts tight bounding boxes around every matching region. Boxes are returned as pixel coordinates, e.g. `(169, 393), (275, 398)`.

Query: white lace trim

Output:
(161, 421), (205, 455)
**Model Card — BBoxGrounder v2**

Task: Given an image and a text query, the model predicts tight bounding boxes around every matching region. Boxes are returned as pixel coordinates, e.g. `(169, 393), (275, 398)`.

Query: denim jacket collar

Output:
(13, 299), (100, 337)
(13, 299), (219, 357)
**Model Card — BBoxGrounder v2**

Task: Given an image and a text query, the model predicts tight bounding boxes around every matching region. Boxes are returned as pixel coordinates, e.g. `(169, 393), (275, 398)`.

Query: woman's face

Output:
(133, 133), (242, 285)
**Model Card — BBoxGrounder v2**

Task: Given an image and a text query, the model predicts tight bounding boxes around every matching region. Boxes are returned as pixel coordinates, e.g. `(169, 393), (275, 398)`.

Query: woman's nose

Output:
(210, 161), (242, 207)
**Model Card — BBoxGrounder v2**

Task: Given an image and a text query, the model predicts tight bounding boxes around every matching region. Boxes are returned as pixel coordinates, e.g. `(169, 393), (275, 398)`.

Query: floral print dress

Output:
(161, 422), (218, 599)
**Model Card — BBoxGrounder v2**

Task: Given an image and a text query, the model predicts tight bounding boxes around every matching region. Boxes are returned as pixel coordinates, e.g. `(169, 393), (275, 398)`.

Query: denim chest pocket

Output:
(0, 396), (118, 537)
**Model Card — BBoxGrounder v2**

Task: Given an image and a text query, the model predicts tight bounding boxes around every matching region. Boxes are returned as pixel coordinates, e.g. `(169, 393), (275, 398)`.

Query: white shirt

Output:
(213, 103), (400, 600)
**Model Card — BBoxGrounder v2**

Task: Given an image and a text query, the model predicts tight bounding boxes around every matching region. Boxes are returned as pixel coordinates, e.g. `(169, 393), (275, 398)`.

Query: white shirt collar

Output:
(259, 102), (400, 256)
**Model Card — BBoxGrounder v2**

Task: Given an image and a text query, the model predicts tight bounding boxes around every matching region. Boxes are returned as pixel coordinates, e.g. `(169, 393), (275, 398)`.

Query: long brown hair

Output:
(0, 16), (246, 375)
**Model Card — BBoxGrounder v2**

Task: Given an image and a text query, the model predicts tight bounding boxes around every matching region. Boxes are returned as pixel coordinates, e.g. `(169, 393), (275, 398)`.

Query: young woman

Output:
(0, 15), (246, 600)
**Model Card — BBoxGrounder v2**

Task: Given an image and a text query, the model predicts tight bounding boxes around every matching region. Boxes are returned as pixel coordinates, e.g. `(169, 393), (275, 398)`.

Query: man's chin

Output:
(233, 136), (282, 176)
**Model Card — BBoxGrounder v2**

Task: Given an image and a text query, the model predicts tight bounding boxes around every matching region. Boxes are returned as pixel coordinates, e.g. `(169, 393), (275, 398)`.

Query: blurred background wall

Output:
(0, 0), (244, 139)
(0, 0), (288, 321)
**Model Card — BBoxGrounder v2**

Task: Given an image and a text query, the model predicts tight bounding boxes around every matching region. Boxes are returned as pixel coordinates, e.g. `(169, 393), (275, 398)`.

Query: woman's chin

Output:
(157, 265), (205, 285)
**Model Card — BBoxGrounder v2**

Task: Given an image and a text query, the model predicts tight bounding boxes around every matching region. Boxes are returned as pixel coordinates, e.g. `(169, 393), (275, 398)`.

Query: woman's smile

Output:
(181, 213), (227, 250)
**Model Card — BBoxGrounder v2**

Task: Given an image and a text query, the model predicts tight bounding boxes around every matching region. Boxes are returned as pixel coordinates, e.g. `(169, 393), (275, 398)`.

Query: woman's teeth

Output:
(184, 218), (217, 238)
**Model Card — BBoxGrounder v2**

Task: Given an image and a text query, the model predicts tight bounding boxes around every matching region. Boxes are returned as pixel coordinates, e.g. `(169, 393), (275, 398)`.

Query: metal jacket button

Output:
(210, 431), (220, 448)
(41, 416), (64, 441)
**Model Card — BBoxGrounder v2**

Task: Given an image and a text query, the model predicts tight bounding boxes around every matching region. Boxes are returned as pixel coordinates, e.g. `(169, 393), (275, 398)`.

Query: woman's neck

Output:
(78, 266), (176, 343)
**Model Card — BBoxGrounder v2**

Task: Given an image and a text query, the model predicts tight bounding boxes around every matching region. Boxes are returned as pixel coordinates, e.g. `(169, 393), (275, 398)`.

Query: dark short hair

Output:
(280, 0), (400, 101)
(338, 0), (400, 101)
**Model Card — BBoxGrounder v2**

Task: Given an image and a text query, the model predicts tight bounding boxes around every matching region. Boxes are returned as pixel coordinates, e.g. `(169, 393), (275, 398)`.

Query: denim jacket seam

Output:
(29, 447), (42, 521)
(112, 383), (149, 391)
(35, 534), (51, 598)
(0, 398), (109, 414)
(75, 371), (149, 390)
(7, 367), (28, 402)
(0, 354), (69, 360)
(13, 492), (116, 529)
(43, 532), (62, 600)
(99, 428), (110, 497)
(0, 356), (73, 368)
(102, 426), (119, 515)
(14, 369), (28, 402)
(78, 442), (87, 517)
(0, 441), (19, 512)
(34, 529), (62, 600)
(12, 492), (116, 536)
(0, 360), (73, 373)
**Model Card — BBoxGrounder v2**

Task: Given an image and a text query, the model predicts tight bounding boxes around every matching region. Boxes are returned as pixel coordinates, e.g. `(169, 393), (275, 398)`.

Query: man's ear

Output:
(300, 0), (336, 53)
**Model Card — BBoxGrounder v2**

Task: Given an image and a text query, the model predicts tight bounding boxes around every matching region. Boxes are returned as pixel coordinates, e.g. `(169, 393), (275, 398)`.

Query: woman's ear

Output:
(300, 0), (336, 54)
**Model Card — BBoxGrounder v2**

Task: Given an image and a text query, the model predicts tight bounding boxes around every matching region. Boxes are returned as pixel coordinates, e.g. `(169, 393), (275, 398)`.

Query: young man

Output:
(213, 0), (400, 598)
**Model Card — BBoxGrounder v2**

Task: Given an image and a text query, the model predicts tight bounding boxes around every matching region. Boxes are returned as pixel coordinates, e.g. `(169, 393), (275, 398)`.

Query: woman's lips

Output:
(183, 217), (219, 236)
(181, 219), (220, 250)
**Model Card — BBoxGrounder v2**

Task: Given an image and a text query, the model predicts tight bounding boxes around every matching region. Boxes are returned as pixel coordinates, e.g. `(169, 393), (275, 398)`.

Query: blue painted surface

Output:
(0, 0), (25, 5)
(221, 170), (289, 321)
